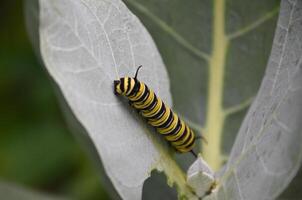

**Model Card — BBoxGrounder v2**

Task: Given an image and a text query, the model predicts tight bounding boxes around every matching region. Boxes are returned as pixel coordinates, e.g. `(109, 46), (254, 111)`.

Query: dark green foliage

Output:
(0, 0), (109, 199)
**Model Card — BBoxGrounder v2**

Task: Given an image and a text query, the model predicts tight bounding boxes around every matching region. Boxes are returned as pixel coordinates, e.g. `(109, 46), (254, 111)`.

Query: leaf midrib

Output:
(202, 0), (227, 171)
(202, 1), (279, 171)
(123, 0), (280, 193)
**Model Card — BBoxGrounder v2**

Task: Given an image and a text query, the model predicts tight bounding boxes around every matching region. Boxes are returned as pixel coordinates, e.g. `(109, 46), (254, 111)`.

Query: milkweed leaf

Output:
(125, 0), (302, 199)
(38, 0), (196, 199)
(123, 0), (280, 170)
(218, 1), (302, 199)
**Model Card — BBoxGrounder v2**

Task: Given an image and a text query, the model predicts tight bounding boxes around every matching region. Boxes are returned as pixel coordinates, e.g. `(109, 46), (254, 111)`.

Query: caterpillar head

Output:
(114, 78), (123, 95)
(114, 76), (137, 96)
(114, 66), (142, 96)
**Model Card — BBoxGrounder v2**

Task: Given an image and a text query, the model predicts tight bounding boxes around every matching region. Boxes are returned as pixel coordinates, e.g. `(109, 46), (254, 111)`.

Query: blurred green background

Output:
(0, 0), (110, 199)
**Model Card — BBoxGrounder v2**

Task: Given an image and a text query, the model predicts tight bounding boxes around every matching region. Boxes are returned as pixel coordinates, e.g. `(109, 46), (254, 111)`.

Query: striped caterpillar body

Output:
(114, 66), (197, 156)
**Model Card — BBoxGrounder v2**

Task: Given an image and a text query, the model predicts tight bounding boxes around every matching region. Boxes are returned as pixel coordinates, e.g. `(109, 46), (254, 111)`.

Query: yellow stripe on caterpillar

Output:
(113, 66), (204, 157)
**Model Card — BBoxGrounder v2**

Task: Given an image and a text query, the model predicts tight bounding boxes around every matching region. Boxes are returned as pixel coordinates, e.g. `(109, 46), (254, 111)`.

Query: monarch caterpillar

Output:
(114, 66), (202, 157)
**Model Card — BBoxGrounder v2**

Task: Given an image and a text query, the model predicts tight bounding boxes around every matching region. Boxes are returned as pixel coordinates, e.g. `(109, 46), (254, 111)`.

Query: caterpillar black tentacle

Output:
(114, 66), (201, 156)
(190, 150), (198, 158)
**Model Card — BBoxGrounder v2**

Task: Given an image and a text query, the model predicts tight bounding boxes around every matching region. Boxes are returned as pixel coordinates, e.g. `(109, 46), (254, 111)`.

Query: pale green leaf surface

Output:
(220, 0), (302, 199)
(38, 0), (197, 199)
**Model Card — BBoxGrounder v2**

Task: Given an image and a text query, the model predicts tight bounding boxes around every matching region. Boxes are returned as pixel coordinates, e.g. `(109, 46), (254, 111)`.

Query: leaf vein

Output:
(223, 97), (254, 118)
(80, 0), (120, 79)
(227, 7), (279, 40)
(124, 0), (210, 62)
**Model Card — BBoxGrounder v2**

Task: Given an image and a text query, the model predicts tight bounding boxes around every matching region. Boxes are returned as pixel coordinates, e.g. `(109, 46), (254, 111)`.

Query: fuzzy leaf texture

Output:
(38, 0), (198, 199)
(218, 0), (302, 199)
(185, 0), (302, 199)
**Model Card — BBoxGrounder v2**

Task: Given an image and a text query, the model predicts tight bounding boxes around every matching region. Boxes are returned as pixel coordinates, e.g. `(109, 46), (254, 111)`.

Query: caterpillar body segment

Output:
(114, 67), (198, 155)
